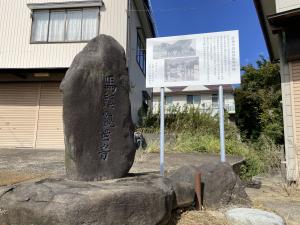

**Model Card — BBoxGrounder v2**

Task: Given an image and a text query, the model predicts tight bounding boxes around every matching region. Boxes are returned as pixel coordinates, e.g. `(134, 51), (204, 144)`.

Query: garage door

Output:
(35, 82), (64, 149)
(0, 82), (64, 149)
(0, 83), (40, 148)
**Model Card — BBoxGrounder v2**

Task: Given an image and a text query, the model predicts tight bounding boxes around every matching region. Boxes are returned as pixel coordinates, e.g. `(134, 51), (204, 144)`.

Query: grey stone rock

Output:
(167, 162), (249, 208)
(168, 180), (195, 208)
(0, 174), (175, 225)
(226, 208), (285, 225)
(167, 166), (195, 208)
(60, 34), (136, 181)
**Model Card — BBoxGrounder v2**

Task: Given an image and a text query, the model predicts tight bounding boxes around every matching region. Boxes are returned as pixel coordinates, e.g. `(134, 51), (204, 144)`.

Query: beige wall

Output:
(290, 60), (300, 181)
(0, 0), (128, 68)
(275, 0), (300, 12)
(279, 48), (298, 181)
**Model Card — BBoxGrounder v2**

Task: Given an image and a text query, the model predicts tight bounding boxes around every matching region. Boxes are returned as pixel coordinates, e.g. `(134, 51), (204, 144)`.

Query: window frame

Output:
(136, 32), (146, 75)
(30, 7), (100, 44)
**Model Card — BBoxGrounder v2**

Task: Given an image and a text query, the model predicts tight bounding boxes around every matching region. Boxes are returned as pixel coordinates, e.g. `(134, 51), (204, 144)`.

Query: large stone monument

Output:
(60, 35), (136, 181)
(0, 34), (250, 225)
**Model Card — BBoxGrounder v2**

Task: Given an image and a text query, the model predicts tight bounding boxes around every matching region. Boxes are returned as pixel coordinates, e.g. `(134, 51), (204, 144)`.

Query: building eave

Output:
(253, 0), (280, 62)
(268, 7), (300, 28)
(133, 0), (156, 38)
(0, 68), (68, 73)
(27, 0), (103, 10)
(254, 0), (275, 61)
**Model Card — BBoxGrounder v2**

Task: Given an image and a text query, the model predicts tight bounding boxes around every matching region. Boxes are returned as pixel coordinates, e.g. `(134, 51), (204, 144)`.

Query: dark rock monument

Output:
(60, 34), (136, 181)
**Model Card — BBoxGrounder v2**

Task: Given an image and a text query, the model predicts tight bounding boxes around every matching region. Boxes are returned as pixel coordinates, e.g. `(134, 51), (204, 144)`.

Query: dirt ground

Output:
(0, 148), (242, 185)
(246, 174), (300, 225)
(167, 174), (300, 225)
(168, 209), (229, 225)
(0, 148), (300, 225)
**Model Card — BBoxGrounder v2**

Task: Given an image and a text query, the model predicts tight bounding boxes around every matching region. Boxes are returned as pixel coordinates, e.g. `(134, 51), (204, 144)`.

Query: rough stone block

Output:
(167, 162), (250, 208)
(0, 175), (175, 225)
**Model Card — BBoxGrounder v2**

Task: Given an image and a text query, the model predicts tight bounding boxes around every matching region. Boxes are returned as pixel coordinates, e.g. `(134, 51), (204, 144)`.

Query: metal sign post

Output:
(219, 85), (226, 162)
(160, 87), (165, 176)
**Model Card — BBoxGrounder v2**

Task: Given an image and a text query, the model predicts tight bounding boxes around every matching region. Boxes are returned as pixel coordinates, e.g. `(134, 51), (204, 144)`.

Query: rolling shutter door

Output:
(0, 83), (39, 148)
(35, 82), (64, 149)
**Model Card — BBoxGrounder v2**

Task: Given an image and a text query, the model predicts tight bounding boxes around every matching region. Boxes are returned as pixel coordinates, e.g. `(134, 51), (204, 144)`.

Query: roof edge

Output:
(27, 0), (103, 10)
(253, 0), (275, 61)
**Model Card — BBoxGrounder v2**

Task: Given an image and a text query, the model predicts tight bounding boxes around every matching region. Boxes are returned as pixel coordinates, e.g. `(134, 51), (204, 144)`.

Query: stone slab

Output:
(226, 208), (285, 225)
(0, 174), (176, 225)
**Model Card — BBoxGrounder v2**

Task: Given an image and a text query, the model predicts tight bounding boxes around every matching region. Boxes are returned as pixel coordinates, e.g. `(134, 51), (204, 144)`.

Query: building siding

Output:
(280, 49), (297, 180)
(0, 0), (128, 69)
(127, 0), (147, 123)
(290, 60), (300, 181)
(275, 0), (300, 13)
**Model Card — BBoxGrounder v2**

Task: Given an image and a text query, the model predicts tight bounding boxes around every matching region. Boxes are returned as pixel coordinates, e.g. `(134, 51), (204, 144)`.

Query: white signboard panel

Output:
(146, 30), (240, 88)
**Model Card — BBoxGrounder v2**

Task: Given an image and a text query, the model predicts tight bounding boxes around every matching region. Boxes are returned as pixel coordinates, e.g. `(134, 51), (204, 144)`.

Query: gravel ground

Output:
(246, 174), (300, 225)
(0, 148), (243, 180)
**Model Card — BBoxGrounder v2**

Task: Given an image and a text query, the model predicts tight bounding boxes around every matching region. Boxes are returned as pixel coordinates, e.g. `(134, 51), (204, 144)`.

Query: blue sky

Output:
(150, 0), (268, 66)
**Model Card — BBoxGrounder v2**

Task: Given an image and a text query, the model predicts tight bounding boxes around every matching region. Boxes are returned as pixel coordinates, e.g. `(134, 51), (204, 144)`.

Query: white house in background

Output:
(152, 85), (236, 120)
(0, 0), (155, 149)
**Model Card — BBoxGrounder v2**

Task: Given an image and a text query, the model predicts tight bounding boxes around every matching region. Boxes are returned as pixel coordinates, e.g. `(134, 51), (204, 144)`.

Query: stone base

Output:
(0, 162), (249, 225)
(167, 161), (250, 208)
(0, 173), (193, 225)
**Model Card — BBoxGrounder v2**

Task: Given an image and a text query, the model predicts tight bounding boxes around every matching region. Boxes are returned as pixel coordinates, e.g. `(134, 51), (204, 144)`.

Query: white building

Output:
(0, 0), (155, 149)
(152, 85), (235, 119)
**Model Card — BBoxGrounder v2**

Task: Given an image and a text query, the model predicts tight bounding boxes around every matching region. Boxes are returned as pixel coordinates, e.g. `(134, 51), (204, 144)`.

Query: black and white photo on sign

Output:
(164, 57), (200, 82)
(153, 39), (196, 59)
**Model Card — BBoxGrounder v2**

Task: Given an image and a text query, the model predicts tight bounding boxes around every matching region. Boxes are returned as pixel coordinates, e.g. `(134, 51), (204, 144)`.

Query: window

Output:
(66, 10), (82, 41)
(187, 95), (193, 104)
(32, 11), (49, 42)
(48, 10), (65, 42)
(212, 94), (218, 108)
(31, 8), (99, 43)
(193, 95), (201, 104)
(165, 96), (173, 105)
(136, 33), (146, 74)
(187, 95), (201, 105)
